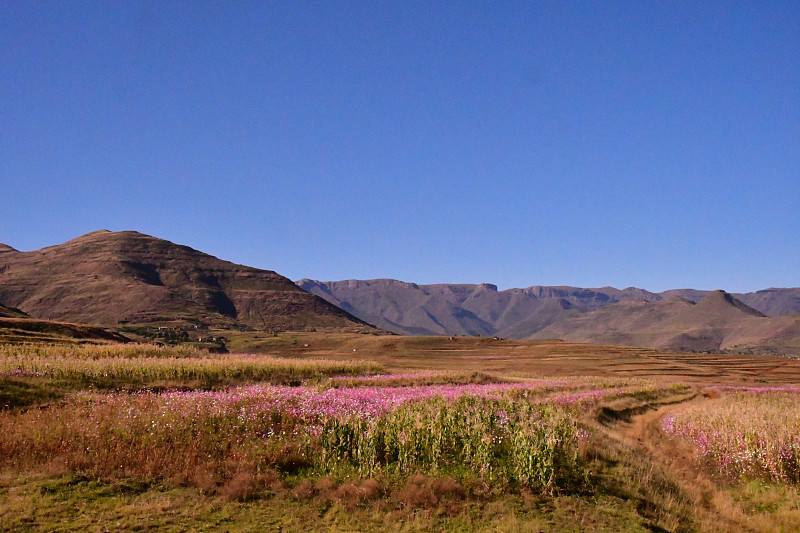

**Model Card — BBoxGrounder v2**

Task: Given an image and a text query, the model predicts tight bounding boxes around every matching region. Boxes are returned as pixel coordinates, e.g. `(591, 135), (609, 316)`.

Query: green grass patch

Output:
(0, 472), (679, 532)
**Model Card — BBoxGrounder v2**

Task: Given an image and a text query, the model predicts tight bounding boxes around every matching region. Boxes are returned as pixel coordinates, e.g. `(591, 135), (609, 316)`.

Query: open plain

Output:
(2, 335), (800, 532)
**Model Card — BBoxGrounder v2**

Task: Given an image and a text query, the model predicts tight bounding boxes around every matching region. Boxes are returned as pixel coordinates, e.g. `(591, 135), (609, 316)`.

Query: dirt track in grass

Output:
(601, 390), (800, 533)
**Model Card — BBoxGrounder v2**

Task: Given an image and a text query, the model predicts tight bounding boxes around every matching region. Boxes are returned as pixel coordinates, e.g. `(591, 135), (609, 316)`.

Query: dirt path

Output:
(622, 395), (714, 490)
(608, 391), (774, 532)
(623, 394), (699, 454)
(607, 391), (709, 489)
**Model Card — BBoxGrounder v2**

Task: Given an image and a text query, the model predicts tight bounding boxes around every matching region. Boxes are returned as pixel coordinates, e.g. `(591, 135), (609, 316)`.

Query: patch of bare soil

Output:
(621, 398), (711, 489)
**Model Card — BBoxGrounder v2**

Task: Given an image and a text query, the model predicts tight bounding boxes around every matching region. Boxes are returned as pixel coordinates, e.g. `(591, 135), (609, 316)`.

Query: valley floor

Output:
(2, 336), (800, 532)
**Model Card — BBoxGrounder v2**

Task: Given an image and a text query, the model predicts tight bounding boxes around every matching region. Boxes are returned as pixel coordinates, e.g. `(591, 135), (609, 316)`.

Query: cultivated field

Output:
(2, 337), (800, 531)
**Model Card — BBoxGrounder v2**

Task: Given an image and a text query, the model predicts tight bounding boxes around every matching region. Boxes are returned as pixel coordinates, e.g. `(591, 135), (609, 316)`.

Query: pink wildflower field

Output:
(662, 386), (800, 483)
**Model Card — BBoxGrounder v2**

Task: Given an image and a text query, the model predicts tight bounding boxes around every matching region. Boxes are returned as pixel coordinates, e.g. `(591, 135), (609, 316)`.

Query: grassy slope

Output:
(0, 317), (130, 345)
(0, 304), (27, 318)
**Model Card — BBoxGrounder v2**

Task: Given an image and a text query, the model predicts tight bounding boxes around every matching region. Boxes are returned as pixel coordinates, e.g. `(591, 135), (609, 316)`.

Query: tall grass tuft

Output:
(317, 396), (583, 491)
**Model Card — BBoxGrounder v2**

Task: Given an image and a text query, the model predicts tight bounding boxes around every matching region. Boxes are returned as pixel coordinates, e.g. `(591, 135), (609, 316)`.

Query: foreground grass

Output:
(663, 386), (800, 483)
(5, 473), (798, 532)
(1, 472), (688, 533)
(1, 381), (614, 491)
(0, 377), (699, 532)
(3, 342), (800, 531)
(0, 343), (382, 409)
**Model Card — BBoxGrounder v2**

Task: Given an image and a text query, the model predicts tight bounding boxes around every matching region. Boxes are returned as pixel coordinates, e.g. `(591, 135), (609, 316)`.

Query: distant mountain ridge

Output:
(532, 290), (790, 353)
(297, 279), (800, 355)
(0, 231), (377, 333)
(2, 231), (797, 354)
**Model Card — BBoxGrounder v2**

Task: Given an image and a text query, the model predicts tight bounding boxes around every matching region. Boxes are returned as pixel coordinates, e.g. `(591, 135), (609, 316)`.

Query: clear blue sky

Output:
(1, 1), (798, 293)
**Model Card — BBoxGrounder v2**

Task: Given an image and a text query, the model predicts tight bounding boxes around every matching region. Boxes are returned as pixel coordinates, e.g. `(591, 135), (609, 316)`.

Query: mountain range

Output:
(297, 279), (800, 355)
(1, 230), (798, 356)
(0, 231), (375, 334)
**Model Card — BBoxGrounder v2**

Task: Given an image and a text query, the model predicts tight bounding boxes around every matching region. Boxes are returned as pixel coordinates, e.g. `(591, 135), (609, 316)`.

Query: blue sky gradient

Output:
(2, 1), (798, 292)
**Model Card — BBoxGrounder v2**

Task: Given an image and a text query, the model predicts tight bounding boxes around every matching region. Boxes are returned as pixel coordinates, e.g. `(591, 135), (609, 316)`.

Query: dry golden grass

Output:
(3, 335), (800, 531)
(228, 332), (800, 386)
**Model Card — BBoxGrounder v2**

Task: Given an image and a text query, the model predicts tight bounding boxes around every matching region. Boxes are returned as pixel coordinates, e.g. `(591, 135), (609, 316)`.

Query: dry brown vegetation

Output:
(0, 317), (129, 344)
(228, 332), (800, 385)
(2, 335), (800, 531)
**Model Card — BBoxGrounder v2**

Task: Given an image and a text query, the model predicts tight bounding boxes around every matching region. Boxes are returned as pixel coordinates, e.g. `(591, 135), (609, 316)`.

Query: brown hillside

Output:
(734, 288), (800, 317)
(533, 291), (800, 355)
(0, 317), (130, 344)
(684, 289), (764, 320)
(0, 231), (376, 333)
(657, 287), (800, 317)
(533, 297), (697, 348)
